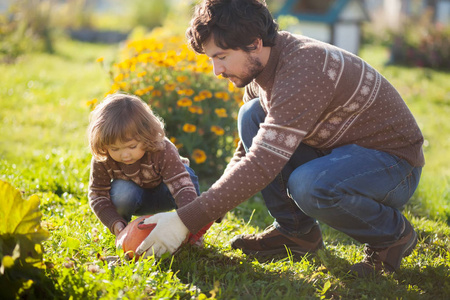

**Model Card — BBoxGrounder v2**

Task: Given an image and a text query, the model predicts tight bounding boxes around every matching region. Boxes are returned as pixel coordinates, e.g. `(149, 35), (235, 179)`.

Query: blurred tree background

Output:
(1, 0), (449, 67)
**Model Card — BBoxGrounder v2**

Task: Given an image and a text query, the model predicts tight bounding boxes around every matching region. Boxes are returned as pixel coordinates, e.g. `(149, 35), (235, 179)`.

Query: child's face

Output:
(106, 139), (145, 165)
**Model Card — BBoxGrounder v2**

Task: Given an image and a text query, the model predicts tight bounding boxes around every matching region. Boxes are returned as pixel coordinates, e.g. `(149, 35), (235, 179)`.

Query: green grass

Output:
(1, 39), (449, 299)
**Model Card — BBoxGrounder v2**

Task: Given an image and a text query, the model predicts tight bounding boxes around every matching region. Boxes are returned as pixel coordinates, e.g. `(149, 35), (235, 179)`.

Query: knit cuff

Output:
(177, 200), (213, 235)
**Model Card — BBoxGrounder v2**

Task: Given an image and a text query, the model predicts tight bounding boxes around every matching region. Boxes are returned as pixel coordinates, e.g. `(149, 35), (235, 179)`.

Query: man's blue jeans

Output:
(238, 98), (422, 247)
(110, 165), (200, 222)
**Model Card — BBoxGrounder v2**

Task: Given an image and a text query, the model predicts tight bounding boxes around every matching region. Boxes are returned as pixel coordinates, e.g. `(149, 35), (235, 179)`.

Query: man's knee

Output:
(287, 168), (337, 216)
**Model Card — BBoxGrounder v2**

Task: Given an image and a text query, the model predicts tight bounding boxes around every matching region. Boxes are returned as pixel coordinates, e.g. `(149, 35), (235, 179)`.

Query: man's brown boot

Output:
(350, 217), (418, 278)
(230, 224), (324, 258)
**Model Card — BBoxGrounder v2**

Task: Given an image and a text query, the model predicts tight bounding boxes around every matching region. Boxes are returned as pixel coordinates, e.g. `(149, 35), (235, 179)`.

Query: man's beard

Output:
(223, 54), (264, 88)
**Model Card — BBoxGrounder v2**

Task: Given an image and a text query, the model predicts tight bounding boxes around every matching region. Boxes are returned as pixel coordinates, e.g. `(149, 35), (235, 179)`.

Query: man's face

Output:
(204, 36), (264, 88)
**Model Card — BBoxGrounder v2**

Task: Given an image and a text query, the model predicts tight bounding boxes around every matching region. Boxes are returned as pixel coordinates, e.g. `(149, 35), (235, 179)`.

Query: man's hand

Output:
(135, 211), (189, 258)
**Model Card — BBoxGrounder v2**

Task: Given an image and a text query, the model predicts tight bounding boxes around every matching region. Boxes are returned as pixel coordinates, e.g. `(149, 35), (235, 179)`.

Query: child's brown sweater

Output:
(177, 31), (425, 235)
(89, 139), (198, 233)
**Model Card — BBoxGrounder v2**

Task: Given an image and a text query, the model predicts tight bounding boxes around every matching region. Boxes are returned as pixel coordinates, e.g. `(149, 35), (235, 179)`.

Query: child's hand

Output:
(114, 222), (127, 250)
(113, 222), (126, 236)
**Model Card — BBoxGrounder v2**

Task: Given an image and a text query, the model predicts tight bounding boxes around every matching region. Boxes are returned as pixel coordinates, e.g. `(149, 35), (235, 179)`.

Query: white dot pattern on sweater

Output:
(177, 32), (424, 234)
(88, 139), (198, 232)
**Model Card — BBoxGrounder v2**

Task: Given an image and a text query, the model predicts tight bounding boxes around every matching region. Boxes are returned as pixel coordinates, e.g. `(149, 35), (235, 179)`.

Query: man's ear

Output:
(250, 38), (263, 53)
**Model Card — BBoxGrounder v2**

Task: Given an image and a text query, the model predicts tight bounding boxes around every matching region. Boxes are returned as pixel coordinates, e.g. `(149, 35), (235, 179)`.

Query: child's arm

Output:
(89, 158), (128, 234)
(158, 141), (199, 208)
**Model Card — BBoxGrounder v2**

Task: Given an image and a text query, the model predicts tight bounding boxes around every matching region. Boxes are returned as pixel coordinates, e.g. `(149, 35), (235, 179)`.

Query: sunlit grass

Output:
(0, 39), (449, 299)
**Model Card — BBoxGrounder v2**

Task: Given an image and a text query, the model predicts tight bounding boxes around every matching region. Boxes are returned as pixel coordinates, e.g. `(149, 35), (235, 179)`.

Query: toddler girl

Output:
(87, 93), (201, 241)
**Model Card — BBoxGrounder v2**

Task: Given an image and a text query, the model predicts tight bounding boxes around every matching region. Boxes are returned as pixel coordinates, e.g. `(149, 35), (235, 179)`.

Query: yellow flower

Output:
(215, 92), (230, 101)
(177, 89), (195, 96)
(211, 125), (225, 136)
(188, 106), (204, 114)
(86, 98), (98, 108)
(170, 137), (183, 149)
(164, 83), (176, 91)
(152, 90), (162, 97)
(193, 95), (204, 102)
(135, 89), (145, 96)
(96, 57), (104, 63)
(234, 137), (240, 147)
(176, 75), (188, 83)
(192, 149), (207, 164)
(135, 86), (153, 96)
(199, 90), (213, 99)
(228, 81), (236, 92)
(182, 123), (197, 133)
(184, 89), (195, 96)
(114, 73), (124, 82)
(177, 97), (193, 107)
(214, 108), (228, 118)
(137, 71), (147, 78)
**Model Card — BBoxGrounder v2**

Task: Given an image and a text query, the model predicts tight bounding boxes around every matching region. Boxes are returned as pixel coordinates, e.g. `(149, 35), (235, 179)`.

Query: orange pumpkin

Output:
(116, 215), (155, 259)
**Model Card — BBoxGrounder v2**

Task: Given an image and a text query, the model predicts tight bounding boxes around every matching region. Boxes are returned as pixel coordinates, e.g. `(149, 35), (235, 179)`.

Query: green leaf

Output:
(62, 237), (81, 250)
(0, 180), (48, 238)
(0, 180), (49, 265)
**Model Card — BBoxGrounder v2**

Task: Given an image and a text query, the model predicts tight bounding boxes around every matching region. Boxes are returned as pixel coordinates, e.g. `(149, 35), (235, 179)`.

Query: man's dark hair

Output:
(186, 0), (279, 54)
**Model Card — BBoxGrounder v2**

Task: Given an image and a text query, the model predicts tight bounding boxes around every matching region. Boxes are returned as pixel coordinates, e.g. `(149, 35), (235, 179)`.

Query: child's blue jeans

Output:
(238, 98), (422, 247)
(110, 165), (200, 222)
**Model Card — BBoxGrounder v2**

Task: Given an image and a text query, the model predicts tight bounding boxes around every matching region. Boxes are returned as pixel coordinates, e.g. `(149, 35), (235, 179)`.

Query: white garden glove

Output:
(135, 211), (189, 258)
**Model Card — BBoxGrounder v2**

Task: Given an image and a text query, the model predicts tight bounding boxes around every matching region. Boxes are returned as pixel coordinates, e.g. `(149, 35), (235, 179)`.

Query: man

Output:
(136, 0), (424, 278)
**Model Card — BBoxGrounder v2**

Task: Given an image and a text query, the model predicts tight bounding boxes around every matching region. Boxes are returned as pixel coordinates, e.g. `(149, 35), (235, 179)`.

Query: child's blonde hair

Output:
(88, 93), (165, 161)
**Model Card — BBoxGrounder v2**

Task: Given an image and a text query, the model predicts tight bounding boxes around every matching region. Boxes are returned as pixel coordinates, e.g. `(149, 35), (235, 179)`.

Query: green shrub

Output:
(95, 28), (243, 180)
(388, 14), (450, 69)
(0, 0), (54, 62)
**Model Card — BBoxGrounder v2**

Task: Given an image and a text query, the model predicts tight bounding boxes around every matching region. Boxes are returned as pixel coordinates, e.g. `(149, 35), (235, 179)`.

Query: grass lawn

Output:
(1, 38), (449, 299)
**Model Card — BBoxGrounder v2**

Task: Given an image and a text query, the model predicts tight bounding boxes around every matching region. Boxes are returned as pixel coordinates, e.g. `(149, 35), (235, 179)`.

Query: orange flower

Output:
(177, 97), (193, 107)
(182, 123), (197, 133)
(211, 125), (225, 136)
(192, 149), (207, 164)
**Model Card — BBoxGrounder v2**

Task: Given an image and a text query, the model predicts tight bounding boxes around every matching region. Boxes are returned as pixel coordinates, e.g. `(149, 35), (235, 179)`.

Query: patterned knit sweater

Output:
(89, 139), (198, 233)
(177, 31), (425, 234)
